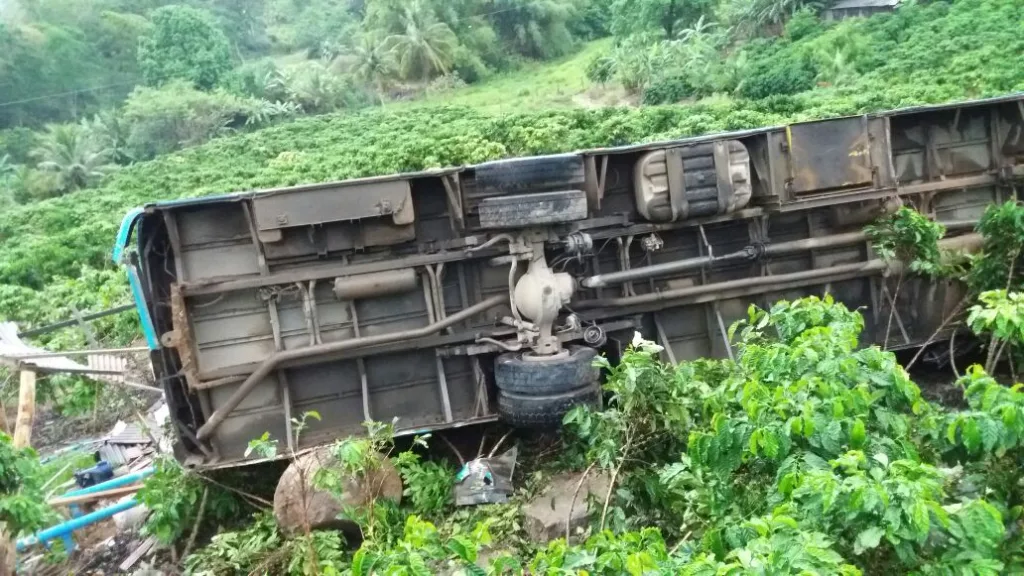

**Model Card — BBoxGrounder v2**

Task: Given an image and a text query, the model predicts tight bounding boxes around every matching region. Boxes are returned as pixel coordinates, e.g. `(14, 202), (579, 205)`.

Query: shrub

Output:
(138, 5), (233, 90)
(738, 46), (817, 99)
(122, 81), (258, 160)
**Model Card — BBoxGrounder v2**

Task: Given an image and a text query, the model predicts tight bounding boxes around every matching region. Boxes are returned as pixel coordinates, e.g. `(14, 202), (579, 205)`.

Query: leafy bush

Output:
(866, 206), (948, 278)
(0, 434), (56, 537)
(968, 201), (1024, 294)
(585, 54), (616, 85)
(737, 45), (817, 99)
(393, 452), (455, 518)
(137, 457), (242, 545)
(277, 61), (371, 114)
(561, 294), (1017, 573)
(121, 81), (259, 160)
(137, 5), (233, 90)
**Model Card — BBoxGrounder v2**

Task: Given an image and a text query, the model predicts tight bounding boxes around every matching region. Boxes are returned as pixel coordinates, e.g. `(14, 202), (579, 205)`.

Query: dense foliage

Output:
(169, 296), (1024, 574)
(593, 0), (1024, 106)
(136, 456), (244, 545)
(0, 433), (56, 538)
(138, 5), (233, 90)
(1, 0), (605, 206)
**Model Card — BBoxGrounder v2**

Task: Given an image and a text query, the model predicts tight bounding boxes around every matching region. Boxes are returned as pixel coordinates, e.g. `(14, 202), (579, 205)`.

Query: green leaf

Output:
(963, 418), (982, 454)
(853, 527), (885, 554)
(850, 419), (866, 449)
(446, 536), (475, 563)
(351, 548), (377, 576)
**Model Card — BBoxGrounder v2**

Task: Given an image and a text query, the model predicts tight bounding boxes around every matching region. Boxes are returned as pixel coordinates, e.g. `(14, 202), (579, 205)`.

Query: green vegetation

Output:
(597, 0), (1024, 107)
(0, 0), (1020, 339)
(2, 0), (605, 206)
(5, 0), (1024, 570)
(0, 434), (57, 540)
(138, 5), (233, 90)
(154, 293), (1024, 574)
(1, 0), (1022, 412)
(136, 456), (243, 545)
(404, 39), (618, 112)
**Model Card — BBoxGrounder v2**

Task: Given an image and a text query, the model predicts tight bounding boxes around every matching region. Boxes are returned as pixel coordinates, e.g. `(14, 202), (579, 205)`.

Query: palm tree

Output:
(83, 110), (134, 165)
(746, 0), (823, 31)
(385, 1), (457, 81)
(347, 35), (397, 100)
(32, 124), (115, 194)
(0, 154), (14, 182)
(0, 154), (15, 207)
(487, 0), (576, 59)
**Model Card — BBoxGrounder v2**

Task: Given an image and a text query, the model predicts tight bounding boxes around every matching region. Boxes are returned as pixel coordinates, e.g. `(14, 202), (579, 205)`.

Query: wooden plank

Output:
(12, 370), (35, 449)
(2, 369), (36, 576)
(47, 484), (143, 508)
(119, 536), (158, 572)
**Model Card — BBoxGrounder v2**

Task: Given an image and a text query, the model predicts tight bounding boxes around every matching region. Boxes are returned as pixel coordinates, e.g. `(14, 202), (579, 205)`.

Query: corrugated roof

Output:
(830, 0), (900, 9)
(1, 322), (128, 381)
(107, 422), (154, 446)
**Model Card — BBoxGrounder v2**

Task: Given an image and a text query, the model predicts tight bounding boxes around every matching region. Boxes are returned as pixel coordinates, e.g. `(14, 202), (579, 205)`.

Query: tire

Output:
(495, 345), (599, 395)
(477, 190), (588, 229)
(472, 154), (585, 196)
(498, 383), (601, 428)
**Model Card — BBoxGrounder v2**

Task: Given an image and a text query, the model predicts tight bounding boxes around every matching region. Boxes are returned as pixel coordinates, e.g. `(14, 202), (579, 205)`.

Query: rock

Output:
(273, 446), (402, 535)
(523, 470), (611, 544)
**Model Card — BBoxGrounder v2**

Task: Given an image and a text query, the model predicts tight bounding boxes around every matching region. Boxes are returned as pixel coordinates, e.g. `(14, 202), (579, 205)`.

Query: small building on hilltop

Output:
(825, 0), (901, 20)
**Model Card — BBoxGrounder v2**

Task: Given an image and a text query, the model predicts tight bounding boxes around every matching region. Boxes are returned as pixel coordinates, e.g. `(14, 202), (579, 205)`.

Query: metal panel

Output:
(789, 117), (873, 193)
(252, 180), (415, 239)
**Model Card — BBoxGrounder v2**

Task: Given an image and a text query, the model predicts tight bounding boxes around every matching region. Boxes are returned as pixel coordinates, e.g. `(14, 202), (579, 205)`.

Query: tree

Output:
(31, 124), (113, 194)
(384, 0), (458, 81)
(0, 155), (13, 183)
(740, 0), (824, 33)
(344, 35), (398, 98)
(137, 5), (233, 90)
(610, 0), (712, 39)
(83, 109), (134, 165)
(484, 0), (579, 59)
(287, 0), (360, 57)
(122, 80), (254, 160)
(200, 0), (270, 54)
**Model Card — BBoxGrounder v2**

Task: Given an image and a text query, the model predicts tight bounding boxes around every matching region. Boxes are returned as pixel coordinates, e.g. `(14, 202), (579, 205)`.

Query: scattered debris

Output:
(119, 536), (158, 572)
(453, 447), (518, 506)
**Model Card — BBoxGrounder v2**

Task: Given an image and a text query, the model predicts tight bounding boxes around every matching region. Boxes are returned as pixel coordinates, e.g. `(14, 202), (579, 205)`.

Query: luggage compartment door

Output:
(788, 116), (873, 194)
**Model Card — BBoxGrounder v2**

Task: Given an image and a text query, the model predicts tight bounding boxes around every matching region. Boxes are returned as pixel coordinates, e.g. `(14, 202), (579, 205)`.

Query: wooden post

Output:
(0, 392), (9, 436)
(1, 369), (36, 575)
(12, 369), (35, 449)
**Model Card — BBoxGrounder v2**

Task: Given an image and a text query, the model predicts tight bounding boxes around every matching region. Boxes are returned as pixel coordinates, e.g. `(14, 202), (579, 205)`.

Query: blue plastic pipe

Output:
(16, 499), (140, 552)
(63, 466), (154, 499)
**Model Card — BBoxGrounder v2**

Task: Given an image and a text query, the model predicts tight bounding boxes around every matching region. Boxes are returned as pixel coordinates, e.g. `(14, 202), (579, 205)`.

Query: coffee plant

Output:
(0, 434), (55, 538)
(177, 293), (1024, 574)
(137, 456), (243, 546)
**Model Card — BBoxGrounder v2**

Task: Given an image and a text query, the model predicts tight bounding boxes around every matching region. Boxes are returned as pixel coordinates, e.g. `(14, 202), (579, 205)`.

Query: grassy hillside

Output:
(1, 0), (1023, 344)
(404, 39), (628, 112)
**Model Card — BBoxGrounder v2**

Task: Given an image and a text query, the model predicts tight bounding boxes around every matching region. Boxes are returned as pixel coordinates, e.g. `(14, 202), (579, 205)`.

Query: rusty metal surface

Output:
(788, 116), (873, 194)
(168, 284), (201, 391)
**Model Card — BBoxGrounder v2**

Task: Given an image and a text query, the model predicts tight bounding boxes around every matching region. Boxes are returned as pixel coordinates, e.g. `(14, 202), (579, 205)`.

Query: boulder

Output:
(523, 470), (611, 544)
(273, 446), (402, 535)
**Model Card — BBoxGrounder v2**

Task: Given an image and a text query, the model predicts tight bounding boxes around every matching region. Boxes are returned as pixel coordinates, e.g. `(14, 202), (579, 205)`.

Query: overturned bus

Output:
(114, 93), (1024, 469)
